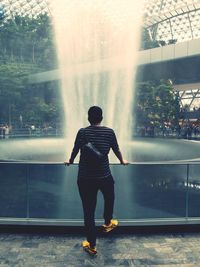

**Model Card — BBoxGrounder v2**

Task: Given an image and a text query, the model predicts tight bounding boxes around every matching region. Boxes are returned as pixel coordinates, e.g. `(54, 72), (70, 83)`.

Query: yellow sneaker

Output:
(82, 240), (97, 256)
(102, 219), (118, 233)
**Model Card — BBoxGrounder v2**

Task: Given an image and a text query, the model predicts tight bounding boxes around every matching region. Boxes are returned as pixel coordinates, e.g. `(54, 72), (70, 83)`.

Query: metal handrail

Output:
(0, 160), (200, 165)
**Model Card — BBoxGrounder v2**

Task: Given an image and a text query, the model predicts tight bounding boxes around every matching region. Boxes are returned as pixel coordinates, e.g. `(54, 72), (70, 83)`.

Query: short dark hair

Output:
(88, 106), (103, 124)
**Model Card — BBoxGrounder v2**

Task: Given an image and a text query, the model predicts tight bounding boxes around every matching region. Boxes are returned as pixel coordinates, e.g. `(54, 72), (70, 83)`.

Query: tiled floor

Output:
(0, 228), (200, 266)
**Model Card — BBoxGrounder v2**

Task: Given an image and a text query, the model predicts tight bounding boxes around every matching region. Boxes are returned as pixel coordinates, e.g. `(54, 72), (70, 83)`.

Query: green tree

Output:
(0, 13), (61, 129)
(0, 14), (57, 68)
(134, 80), (180, 129)
(0, 63), (41, 125)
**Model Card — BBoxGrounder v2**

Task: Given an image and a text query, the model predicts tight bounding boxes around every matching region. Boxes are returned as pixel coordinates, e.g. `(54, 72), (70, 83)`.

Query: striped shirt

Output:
(69, 125), (119, 179)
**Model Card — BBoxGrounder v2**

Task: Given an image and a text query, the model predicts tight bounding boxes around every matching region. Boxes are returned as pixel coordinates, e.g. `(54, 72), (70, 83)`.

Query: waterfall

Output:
(51, 0), (144, 158)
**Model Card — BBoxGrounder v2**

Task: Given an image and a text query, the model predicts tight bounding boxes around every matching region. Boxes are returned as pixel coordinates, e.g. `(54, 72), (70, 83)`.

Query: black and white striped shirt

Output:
(69, 125), (119, 179)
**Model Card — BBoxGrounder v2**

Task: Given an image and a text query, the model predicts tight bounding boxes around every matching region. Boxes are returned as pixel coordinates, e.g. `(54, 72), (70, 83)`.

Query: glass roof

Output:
(0, 0), (200, 43)
(0, 0), (49, 19)
(144, 0), (200, 42)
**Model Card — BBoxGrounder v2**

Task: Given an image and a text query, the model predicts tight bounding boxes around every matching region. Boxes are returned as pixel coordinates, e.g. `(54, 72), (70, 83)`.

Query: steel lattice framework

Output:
(1, 0), (200, 43)
(0, 0), (50, 19)
(144, 0), (200, 43)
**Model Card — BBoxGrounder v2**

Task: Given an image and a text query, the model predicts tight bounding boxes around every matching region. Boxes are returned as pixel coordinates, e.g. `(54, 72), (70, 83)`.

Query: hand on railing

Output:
(64, 158), (74, 166)
(64, 161), (69, 166)
(120, 159), (129, 165)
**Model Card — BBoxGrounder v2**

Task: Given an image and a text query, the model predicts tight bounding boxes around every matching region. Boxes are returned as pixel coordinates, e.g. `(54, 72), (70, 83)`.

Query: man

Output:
(65, 106), (128, 255)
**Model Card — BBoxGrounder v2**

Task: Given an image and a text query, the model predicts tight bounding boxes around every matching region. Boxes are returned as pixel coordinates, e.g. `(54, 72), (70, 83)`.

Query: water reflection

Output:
(0, 137), (200, 162)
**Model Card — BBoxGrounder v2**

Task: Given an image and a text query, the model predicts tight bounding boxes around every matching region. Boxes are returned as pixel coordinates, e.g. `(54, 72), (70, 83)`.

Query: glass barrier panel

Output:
(28, 163), (188, 220)
(28, 164), (82, 219)
(111, 164), (187, 219)
(188, 164), (200, 217)
(0, 163), (27, 217)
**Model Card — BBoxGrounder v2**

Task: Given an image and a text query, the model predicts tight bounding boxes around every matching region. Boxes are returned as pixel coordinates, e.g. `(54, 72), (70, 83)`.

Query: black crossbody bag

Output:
(82, 129), (104, 160)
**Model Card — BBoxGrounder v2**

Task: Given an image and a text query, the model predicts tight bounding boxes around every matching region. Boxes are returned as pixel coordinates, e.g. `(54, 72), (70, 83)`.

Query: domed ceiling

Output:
(1, 0), (200, 43)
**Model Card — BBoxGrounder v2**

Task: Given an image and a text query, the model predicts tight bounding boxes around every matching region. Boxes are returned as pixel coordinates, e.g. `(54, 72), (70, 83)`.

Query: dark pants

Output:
(77, 177), (115, 247)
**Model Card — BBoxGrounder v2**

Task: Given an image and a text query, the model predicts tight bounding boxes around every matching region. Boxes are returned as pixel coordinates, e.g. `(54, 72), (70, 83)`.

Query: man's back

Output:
(77, 126), (119, 179)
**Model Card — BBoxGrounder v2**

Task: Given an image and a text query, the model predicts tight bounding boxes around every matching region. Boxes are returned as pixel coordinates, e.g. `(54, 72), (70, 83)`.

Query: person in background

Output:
(65, 106), (128, 256)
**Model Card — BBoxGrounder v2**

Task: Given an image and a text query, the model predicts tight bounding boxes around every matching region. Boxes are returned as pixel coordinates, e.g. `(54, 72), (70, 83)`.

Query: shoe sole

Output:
(83, 247), (97, 256)
(102, 224), (118, 233)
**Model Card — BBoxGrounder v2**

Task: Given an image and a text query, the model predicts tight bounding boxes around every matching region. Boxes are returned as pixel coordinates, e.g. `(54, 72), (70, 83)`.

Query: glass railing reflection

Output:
(0, 161), (199, 224)
(187, 163), (200, 217)
(0, 163), (27, 218)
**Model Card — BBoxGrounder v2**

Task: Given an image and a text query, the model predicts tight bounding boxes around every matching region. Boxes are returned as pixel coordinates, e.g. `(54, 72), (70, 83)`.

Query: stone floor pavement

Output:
(0, 228), (200, 266)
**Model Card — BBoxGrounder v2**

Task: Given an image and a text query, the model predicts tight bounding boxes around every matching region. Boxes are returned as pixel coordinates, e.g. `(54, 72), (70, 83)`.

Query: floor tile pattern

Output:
(0, 230), (200, 266)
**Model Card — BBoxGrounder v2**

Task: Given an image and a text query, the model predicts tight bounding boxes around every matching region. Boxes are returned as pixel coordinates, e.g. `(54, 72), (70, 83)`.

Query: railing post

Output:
(26, 163), (30, 219)
(185, 164), (189, 219)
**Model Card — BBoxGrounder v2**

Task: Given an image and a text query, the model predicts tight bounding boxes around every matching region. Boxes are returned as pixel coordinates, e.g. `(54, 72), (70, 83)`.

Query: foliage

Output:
(134, 80), (180, 128)
(0, 13), (57, 68)
(0, 14), (62, 128)
(0, 62), (63, 127)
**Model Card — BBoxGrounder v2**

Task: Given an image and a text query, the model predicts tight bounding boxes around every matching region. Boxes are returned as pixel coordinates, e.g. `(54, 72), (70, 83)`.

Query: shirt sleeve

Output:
(69, 129), (82, 163)
(111, 130), (120, 154)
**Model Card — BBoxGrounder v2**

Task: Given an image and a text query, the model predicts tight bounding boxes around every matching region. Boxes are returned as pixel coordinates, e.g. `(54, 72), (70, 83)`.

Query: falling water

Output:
(51, 0), (144, 156)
